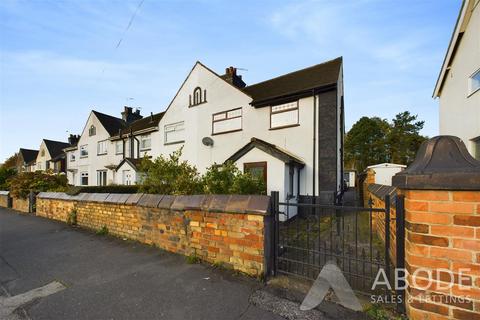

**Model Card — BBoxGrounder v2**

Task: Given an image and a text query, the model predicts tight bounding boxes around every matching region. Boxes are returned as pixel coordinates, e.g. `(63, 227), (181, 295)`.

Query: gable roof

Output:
(116, 158), (143, 171)
(243, 57), (342, 107)
(43, 139), (71, 159)
(433, 0), (473, 97)
(18, 148), (38, 164)
(225, 137), (305, 168)
(92, 110), (127, 136)
(126, 112), (165, 133)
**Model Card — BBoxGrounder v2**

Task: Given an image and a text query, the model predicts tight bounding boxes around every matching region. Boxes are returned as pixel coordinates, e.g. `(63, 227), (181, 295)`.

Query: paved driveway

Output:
(0, 208), (286, 320)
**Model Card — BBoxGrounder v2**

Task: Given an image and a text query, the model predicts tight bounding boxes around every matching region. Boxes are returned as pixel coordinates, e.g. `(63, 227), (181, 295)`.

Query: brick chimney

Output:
(222, 66), (246, 88)
(121, 106), (143, 123)
(68, 134), (80, 146)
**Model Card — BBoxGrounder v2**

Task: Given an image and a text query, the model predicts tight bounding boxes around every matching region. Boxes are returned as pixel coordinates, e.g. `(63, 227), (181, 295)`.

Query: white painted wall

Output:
(66, 112), (124, 186)
(367, 164), (406, 186)
(157, 62), (337, 200)
(439, 1), (480, 157)
(34, 141), (52, 171)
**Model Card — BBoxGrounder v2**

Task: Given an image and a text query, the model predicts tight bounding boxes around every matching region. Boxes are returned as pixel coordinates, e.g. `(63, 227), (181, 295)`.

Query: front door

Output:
(123, 170), (132, 185)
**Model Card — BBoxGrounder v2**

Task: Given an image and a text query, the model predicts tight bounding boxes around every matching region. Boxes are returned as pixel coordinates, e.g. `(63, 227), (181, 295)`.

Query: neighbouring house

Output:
(366, 163), (406, 186)
(64, 108), (164, 186)
(64, 57), (344, 204)
(434, 0), (480, 159)
(16, 148), (38, 172)
(34, 139), (72, 173)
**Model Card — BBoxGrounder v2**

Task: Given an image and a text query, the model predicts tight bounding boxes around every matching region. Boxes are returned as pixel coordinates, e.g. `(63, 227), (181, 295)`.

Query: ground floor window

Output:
(244, 162), (267, 186)
(80, 172), (89, 186)
(97, 170), (107, 186)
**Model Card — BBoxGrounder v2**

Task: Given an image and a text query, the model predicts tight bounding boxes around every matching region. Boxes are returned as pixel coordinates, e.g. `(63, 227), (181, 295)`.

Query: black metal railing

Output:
(271, 191), (405, 306)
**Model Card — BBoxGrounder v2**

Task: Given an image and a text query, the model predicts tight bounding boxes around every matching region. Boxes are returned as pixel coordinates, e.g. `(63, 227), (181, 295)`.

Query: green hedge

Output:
(66, 185), (141, 195)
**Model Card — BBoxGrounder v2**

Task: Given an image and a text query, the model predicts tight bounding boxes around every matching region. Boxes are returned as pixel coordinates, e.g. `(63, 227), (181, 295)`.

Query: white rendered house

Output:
(65, 58), (345, 203)
(434, 0), (480, 159)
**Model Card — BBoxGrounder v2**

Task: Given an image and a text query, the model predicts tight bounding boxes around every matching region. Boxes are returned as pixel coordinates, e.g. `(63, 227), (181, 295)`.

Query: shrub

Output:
(67, 209), (77, 226)
(0, 166), (16, 190)
(8, 171), (68, 199)
(96, 225), (109, 236)
(202, 162), (266, 195)
(66, 185), (140, 196)
(139, 148), (203, 195)
(202, 161), (239, 194)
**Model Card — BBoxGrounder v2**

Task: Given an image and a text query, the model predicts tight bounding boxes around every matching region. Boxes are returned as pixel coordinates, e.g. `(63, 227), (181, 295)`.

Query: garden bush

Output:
(8, 171), (68, 199)
(0, 166), (16, 190)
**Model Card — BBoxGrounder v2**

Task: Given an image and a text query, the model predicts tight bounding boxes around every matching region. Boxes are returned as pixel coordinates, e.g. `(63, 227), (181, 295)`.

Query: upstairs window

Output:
(115, 141), (124, 155)
(70, 153), (76, 162)
(212, 108), (242, 135)
(270, 101), (299, 130)
(164, 121), (185, 145)
(97, 140), (108, 155)
(140, 135), (151, 151)
(469, 69), (480, 96)
(89, 125), (96, 136)
(189, 87), (206, 106)
(80, 145), (88, 158)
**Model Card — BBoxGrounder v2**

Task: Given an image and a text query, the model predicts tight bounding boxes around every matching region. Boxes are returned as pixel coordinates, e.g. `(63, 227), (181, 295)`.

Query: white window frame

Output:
(468, 68), (480, 97)
(270, 101), (299, 130)
(80, 172), (89, 186)
(97, 140), (108, 155)
(70, 152), (76, 162)
(115, 141), (124, 155)
(164, 121), (185, 145)
(212, 107), (242, 135)
(97, 170), (107, 186)
(80, 145), (88, 158)
(140, 135), (151, 151)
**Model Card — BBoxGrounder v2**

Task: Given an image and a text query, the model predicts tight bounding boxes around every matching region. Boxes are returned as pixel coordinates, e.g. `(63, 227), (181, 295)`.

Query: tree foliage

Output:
(0, 166), (16, 190)
(8, 171), (68, 199)
(203, 161), (266, 195)
(139, 148), (204, 195)
(345, 111), (427, 172)
(2, 153), (18, 170)
(139, 150), (266, 195)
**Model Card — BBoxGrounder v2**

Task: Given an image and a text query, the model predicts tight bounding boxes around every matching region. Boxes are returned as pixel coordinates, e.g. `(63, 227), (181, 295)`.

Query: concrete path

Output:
(0, 208), (290, 320)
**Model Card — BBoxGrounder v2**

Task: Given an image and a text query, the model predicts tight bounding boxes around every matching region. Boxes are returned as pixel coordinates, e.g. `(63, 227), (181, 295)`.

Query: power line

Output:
(115, 0), (145, 49)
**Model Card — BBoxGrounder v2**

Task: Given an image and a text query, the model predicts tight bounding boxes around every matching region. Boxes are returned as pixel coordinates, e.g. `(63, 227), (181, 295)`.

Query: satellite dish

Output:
(202, 137), (214, 147)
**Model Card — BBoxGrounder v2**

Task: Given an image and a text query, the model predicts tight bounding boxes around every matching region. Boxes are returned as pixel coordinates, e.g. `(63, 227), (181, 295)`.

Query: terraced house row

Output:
(16, 57), (345, 202)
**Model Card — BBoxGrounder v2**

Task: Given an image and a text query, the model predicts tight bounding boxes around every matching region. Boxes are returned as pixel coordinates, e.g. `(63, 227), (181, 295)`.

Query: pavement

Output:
(0, 208), (339, 320)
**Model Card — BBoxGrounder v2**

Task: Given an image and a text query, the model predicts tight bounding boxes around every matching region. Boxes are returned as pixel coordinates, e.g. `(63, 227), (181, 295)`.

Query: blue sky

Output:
(0, 0), (460, 161)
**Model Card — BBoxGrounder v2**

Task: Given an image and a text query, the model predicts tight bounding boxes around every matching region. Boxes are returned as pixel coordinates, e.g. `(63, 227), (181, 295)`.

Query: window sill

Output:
(189, 100), (207, 108)
(212, 129), (242, 136)
(80, 156), (88, 159)
(467, 87), (480, 98)
(140, 148), (151, 152)
(164, 141), (185, 146)
(97, 153), (107, 156)
(269, 124), (300, 131)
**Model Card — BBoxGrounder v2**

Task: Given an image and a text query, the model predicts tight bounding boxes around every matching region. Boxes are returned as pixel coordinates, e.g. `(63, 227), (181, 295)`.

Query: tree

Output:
(387, 111), (426, 164)
(2, 153), (18, 170)
(345, 112), (427, 172)
(344, 117), (390, 172)
(0, 166), (16, 190)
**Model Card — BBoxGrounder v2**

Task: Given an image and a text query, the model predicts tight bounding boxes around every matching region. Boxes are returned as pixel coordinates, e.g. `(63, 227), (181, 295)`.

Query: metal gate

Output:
(270, 191), (405, 303)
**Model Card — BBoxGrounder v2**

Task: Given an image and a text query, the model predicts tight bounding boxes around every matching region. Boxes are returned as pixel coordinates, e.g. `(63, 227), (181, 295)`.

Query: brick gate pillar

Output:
(392, 136), (480, 320)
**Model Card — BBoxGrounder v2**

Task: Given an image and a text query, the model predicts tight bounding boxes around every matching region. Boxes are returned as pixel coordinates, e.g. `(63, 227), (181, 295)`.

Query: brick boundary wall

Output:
(36, 192), (271, 277)
(12, 197), (29, 213)
(0, 192), (9, 208)
(363, 184), (398, 264)
(392, 136), (480, 320)
(402, 190), (480, 319)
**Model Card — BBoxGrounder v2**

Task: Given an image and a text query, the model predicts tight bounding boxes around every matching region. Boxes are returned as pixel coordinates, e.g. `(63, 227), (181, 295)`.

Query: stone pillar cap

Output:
(392, 135), (480, 190)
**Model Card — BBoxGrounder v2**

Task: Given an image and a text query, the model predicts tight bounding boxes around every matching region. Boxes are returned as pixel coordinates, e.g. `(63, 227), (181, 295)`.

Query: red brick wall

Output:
(36, 194), (268, 277)
(404, 190), (480, 320)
